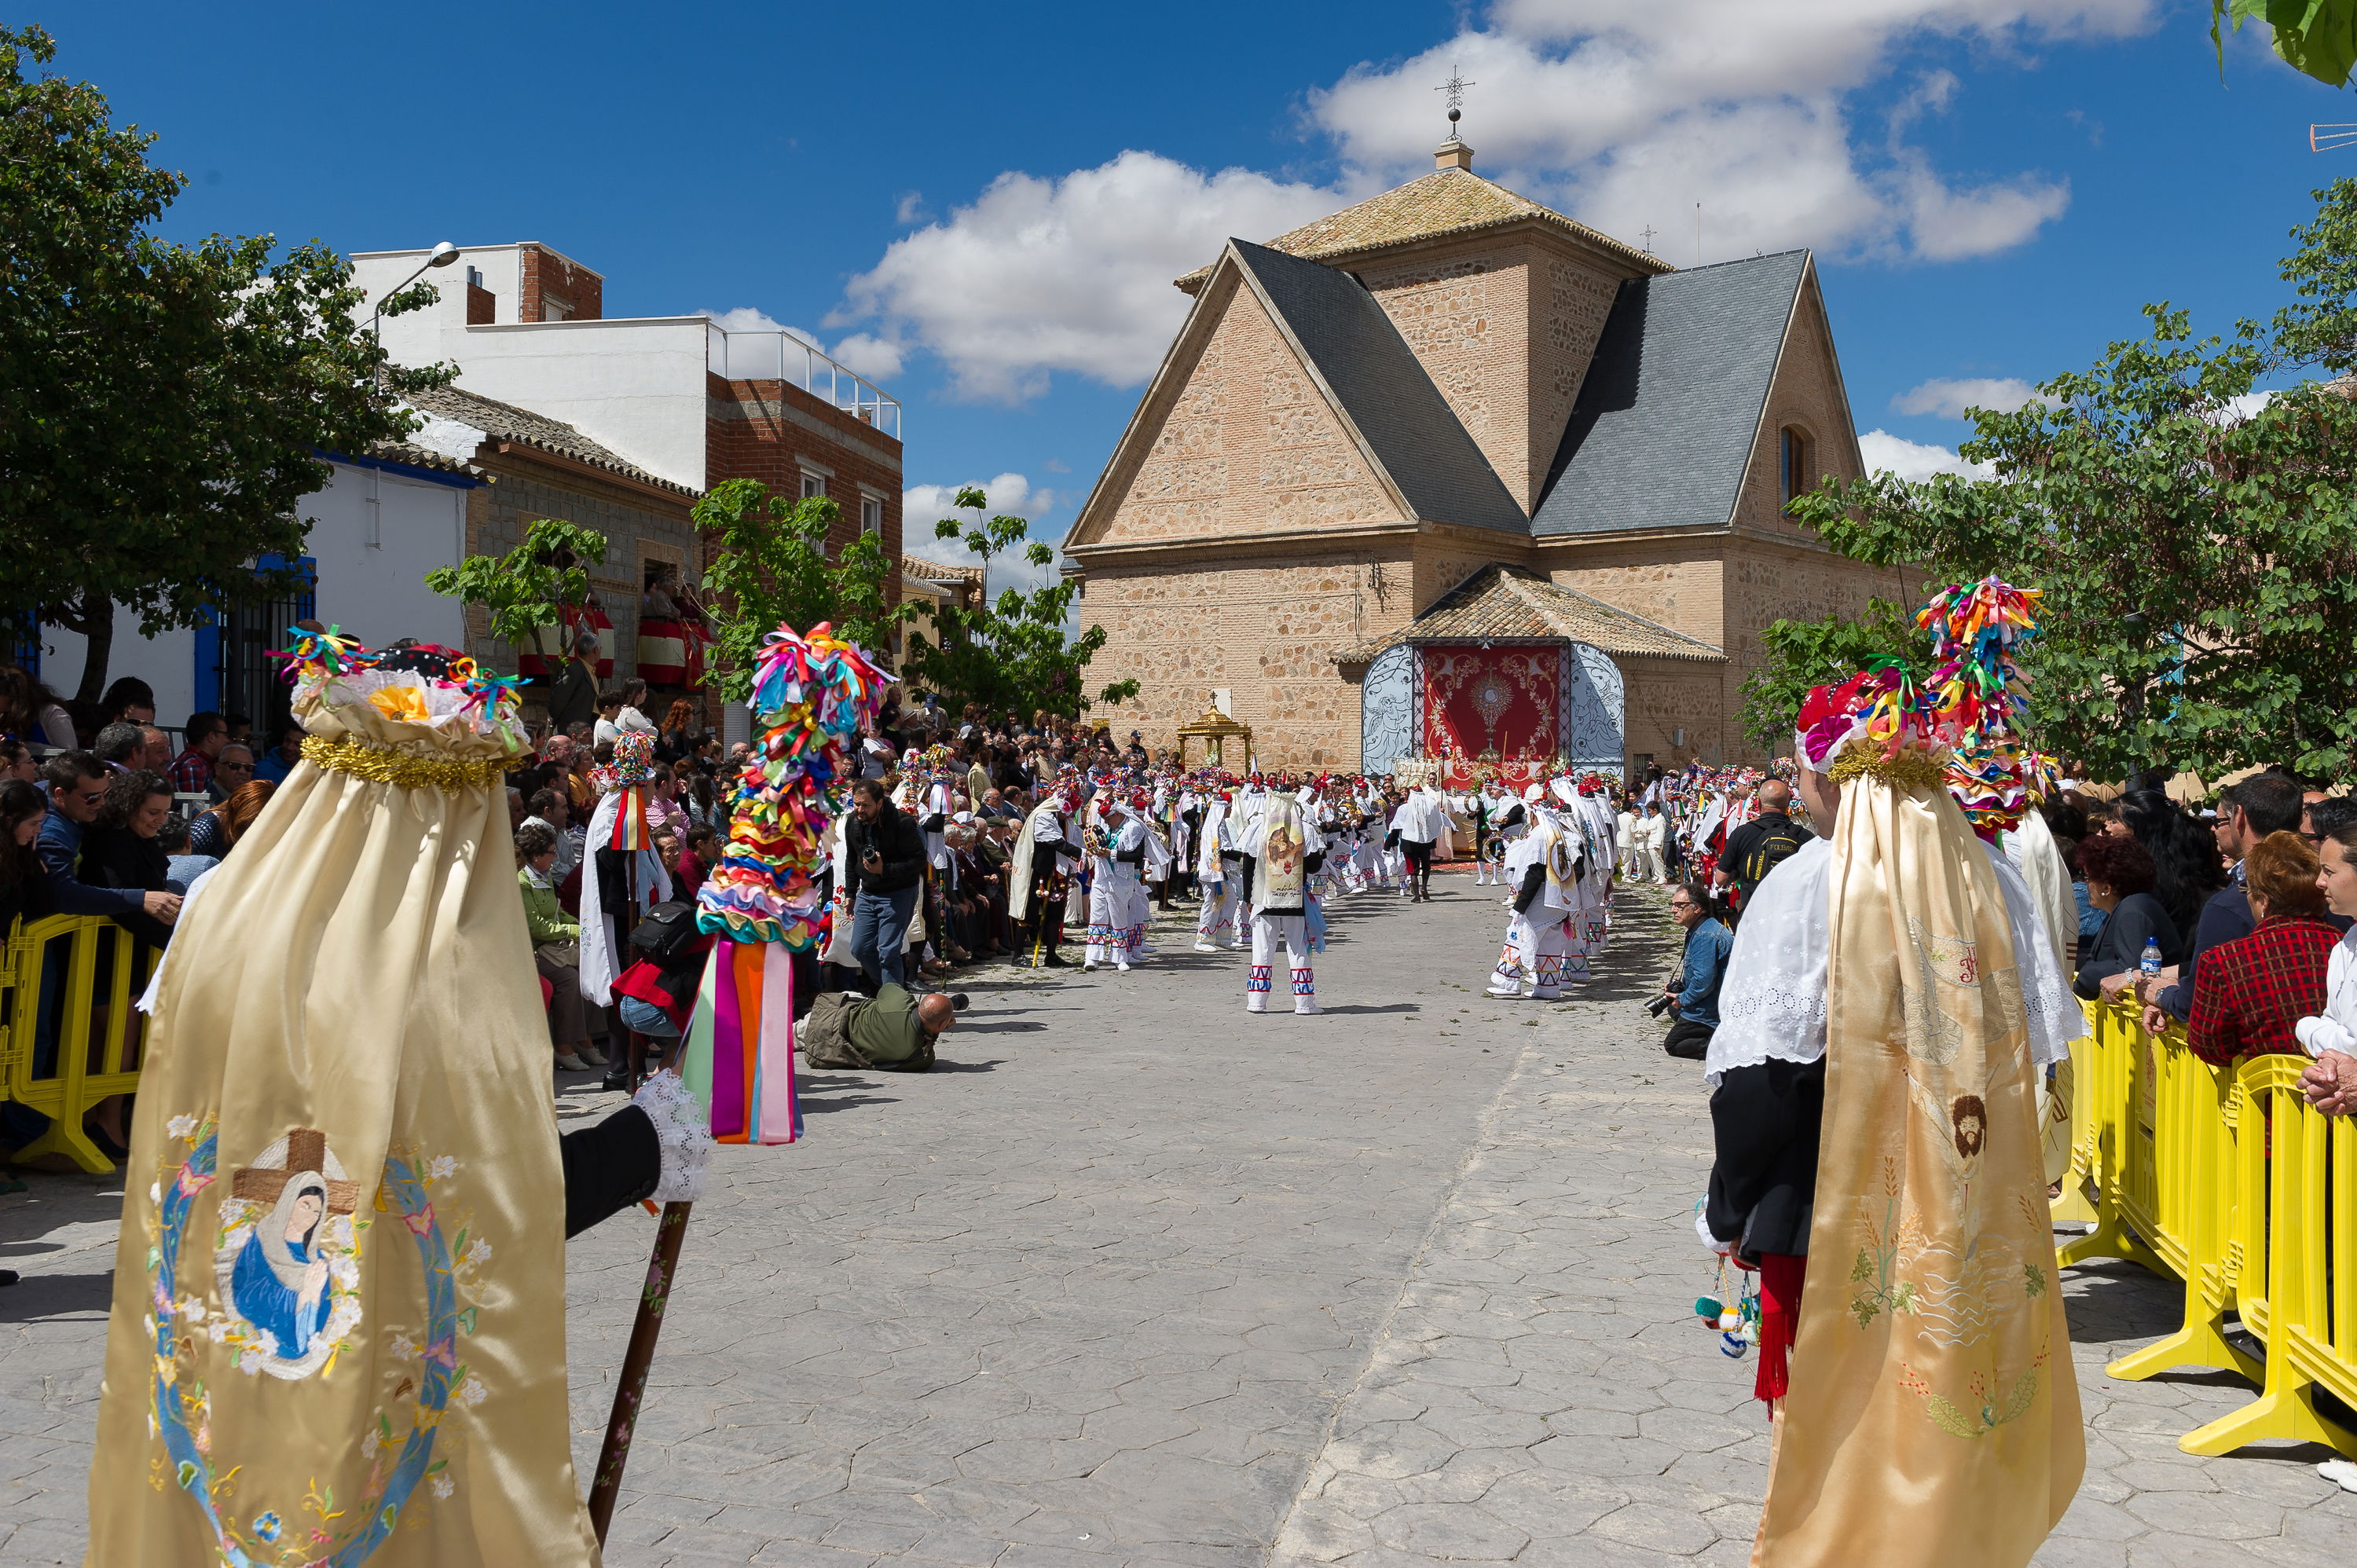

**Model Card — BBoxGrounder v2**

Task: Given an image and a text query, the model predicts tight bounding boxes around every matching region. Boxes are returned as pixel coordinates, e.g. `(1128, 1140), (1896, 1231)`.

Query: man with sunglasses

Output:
(210, 743), (258, 804)
(1660, 881), (1728, 1060)
(37, 752), (180, 926)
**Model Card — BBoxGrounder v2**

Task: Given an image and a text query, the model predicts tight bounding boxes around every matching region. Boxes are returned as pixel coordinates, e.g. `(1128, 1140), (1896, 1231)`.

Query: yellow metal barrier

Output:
(2177, 1056), (2357, 1454)
(2057, 999), (2164, 1277)
(0, 914), (159, 1174)
(2060, 994), (2357, 1458)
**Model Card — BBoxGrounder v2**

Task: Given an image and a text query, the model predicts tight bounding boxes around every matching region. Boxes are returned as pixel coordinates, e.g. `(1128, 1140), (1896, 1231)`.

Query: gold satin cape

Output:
(86, 671), (603, 1566)
(1754, 764), (2083, 1567)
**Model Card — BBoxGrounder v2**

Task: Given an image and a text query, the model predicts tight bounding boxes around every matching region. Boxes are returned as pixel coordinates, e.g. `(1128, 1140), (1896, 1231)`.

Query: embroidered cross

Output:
(231, 1128), (361, 1215)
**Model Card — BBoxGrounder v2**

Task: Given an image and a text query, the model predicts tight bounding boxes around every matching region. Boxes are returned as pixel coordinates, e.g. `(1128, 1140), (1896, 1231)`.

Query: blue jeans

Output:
(618, 995), (680, 1040)
(851, 885), (920, 993)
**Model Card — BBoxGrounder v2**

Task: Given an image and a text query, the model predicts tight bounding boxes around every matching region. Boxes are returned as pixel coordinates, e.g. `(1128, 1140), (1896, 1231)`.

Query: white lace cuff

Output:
(632, 1071), (713, 1204)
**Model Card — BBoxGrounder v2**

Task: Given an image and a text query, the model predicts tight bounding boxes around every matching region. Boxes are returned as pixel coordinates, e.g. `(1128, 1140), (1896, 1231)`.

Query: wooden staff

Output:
(587, 1197), (692, 1544)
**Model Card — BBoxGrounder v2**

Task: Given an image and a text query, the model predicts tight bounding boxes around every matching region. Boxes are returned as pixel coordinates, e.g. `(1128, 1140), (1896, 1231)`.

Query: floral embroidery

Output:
(145, 1116), (486, 1566)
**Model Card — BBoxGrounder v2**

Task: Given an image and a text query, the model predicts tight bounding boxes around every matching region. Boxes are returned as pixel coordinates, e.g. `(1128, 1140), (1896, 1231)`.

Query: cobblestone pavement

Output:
(4, 874), (2355, 1566)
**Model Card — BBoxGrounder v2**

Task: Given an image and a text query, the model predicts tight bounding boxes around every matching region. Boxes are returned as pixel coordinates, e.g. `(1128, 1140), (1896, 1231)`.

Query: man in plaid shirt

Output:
(168, 710), (225, 797)
(2183, 830), (2338, 1067)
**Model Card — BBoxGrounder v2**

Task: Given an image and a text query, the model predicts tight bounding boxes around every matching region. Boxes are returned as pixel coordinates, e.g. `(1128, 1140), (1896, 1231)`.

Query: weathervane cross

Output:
(1436, 66), (1475, 126)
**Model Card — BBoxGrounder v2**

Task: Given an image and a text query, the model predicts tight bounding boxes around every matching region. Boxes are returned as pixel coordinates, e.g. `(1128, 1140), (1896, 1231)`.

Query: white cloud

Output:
(697, 306), (820, 346)
(837, 151), (1347, 401)
(828, 332), (905, 383)
(1891, 376), (2040, 417)
(1308, 1), (2146, 262)
(1859, 428), (1993, 481)
(830, 2), (2151, 402)
(904, 474), (1066, 597)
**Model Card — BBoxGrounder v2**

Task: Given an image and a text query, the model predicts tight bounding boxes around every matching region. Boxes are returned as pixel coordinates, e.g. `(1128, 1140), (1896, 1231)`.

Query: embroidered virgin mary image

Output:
(233, 1174), (331, 1357)
(210, 1125), (364, 1379)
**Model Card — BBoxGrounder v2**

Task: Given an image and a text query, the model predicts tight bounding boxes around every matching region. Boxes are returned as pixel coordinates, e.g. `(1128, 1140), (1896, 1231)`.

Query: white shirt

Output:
(2295, 930), (2357, 1058)
(1705, 837), (2083, 1086)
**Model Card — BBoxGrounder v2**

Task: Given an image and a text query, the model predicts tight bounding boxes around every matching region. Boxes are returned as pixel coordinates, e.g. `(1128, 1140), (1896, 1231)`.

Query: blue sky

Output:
(43, 0), (2357, 555)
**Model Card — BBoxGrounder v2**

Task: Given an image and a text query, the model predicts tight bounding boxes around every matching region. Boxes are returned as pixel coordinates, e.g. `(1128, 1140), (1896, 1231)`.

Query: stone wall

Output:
(1361, 247), (1525, 511)
(1622, 655), (1734, 772)
(1359, 233), (1635, 515)
(1087, 546), (1419, 770)
(1537, 538), (1728, 651)
(1093, 278), (1404, 546)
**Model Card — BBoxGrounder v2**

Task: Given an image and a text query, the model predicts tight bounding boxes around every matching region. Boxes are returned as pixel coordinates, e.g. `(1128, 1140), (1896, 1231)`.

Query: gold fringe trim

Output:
(301, 733), (519, 793)
(1826, 744), (1951, 792)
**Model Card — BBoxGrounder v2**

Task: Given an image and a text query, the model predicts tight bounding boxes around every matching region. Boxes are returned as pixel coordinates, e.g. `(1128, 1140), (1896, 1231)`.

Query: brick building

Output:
(401, 384), (701, 713)
(355, 243), (905, 720)
(1062, 140), (1913, 779)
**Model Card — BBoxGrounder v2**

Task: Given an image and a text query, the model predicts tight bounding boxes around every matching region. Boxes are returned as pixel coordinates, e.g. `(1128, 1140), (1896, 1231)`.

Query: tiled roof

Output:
(365, 441), (486, 479)
(404, 383), (698, 496)
(1177, 168), (1663, 288)
(900, 553), (984, 587)
(1533, 251), (1808, 538)
(1233, 240), (1527, 535)
(1334, 564), (1723, 665)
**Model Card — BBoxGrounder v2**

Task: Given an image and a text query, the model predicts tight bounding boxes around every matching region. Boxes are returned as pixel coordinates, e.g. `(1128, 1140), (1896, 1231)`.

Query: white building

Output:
(36, 445), (483, 744)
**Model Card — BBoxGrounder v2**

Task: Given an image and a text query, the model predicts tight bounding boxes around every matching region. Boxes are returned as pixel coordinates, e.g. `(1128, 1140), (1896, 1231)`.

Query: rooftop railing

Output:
(707, 322), (901, 439)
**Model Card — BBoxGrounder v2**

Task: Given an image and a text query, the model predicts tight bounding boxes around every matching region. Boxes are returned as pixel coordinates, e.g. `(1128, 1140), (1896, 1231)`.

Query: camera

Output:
(1644, 994), (1673, 1018)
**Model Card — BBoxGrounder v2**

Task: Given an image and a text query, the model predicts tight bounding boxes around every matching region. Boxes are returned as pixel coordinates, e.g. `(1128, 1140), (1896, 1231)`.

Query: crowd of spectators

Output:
(2042, 770), (2357, 1118)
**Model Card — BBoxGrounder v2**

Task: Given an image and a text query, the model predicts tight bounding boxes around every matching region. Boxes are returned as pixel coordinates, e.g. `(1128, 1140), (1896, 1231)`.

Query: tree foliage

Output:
(1761, 181), (2357, 782)
(1736, 599), (1921, 754)
(899, 487), (1139, 721)
(0, 25), (441, 701)
(692, 479), (900, 704)
(2213, 0), (2357, 87)
(423, 518), (609, 649)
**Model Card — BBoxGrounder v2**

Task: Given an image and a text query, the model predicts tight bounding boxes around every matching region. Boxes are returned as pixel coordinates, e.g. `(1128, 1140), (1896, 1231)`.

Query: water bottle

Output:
(2139, 937), (2163, 980)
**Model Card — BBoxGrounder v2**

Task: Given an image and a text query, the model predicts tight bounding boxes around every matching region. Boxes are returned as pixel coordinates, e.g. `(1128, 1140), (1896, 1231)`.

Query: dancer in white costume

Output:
(1240, 790), (1325, 1015)
(1192, 789), (1237, 950)
(1083, 795), (1153, 971)
(1488, 793), (1586, 999)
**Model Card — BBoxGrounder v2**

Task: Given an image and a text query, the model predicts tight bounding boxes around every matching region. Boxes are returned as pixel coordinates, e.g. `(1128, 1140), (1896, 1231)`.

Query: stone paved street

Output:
(5, 874), (2356, 1566)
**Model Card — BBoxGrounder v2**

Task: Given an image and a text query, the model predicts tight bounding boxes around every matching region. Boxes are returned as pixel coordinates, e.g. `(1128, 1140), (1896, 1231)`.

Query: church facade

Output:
(1063, 140), (1915, 780)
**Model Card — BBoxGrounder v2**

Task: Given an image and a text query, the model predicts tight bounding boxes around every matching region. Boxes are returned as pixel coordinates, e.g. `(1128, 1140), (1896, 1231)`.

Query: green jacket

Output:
(519, 866), (580, 947)
(846, 983), (926, 1064)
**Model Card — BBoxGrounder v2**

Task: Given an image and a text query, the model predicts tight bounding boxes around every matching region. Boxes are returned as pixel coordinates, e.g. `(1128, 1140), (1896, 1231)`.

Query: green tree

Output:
(423, 518), (609, 655)
(900, 487), (1139, 720)
(1736, 599), (1922, 754)
(692, 478), (900, 704)
(1762, 181), (2357, 782)
(2213, 0), (2357, 87)
(1, 25), (444, 702)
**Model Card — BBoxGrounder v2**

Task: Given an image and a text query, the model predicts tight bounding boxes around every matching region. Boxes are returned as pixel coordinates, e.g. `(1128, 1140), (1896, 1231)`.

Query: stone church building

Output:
(1064, 140), (1913, 781)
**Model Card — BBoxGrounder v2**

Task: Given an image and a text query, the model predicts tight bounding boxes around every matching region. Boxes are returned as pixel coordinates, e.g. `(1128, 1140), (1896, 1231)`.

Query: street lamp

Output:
(367, 241), (460, 377)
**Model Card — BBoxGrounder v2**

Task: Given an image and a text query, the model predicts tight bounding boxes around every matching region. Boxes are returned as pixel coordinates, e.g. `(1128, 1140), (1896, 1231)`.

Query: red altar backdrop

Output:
(1421, 647), (1558, 789)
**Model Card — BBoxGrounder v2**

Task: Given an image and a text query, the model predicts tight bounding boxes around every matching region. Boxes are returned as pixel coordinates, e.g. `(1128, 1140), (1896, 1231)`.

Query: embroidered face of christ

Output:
(1951, 1094), (1988, 1160)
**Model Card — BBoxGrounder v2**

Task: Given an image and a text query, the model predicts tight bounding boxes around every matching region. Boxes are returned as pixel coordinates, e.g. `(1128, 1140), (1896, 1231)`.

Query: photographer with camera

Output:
(1657, 880), (1732, 1060)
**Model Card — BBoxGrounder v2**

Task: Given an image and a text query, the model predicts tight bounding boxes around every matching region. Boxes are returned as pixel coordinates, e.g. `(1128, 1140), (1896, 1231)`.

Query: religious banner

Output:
(1422, 645), (1560, 782)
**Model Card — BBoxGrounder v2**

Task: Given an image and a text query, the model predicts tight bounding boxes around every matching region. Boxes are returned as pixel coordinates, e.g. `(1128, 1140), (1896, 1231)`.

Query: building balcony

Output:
(708, 323), (901, 439)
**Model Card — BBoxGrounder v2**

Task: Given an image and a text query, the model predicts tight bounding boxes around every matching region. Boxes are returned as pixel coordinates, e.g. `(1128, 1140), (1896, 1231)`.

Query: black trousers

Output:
(1663, 1017), (1714, 1060)
(1402, 839), (1435, 896)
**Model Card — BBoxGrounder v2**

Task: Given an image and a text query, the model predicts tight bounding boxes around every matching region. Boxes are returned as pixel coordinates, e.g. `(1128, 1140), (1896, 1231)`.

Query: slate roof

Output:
(404, 383), (698, 496)
(1333, 564), (1723, 665)
(1531, 251), (1809, 538)
(1230, 240), (1527, 535)
(1177, 168), (1663, 289)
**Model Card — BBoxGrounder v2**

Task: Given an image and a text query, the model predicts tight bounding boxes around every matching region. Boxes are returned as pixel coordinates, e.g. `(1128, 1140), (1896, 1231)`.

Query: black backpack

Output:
(628, 900), (702, 963)
(1735, 819), (1809, 901)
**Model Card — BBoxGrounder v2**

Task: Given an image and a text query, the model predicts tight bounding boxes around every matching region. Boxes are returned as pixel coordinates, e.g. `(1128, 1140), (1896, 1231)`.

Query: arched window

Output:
(1780, 427), (1811, 511)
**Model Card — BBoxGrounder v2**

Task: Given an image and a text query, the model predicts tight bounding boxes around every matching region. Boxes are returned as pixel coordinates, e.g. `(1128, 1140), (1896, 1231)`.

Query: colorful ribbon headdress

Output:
(1917, 576), (2044, 840)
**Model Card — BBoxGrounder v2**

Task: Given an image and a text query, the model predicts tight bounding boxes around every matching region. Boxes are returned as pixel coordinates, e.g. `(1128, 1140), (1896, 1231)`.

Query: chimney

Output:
(1435, 138), (1474, 172)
